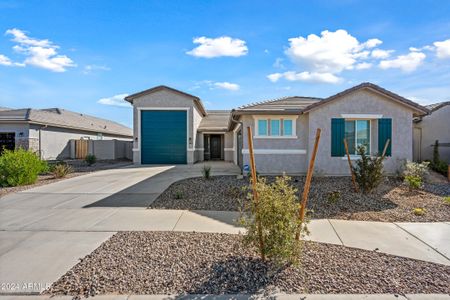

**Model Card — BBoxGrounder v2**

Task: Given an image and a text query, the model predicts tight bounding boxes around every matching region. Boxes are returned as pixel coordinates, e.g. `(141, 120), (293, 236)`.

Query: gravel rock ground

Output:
(45, 232), (450, 297)
(150, 176), (450, 222)
(0, 160), (131, 197)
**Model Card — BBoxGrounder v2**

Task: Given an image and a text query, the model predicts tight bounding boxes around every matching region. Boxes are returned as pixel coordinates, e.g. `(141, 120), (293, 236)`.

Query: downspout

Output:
(38, 125), (47, 159)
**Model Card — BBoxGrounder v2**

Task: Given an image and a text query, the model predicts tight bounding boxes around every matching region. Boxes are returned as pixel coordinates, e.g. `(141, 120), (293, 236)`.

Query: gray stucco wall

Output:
(224, 131), (234, 162)
(240, 114), (309, 174)
(308, 89), (414, 175)
(131, 89), (203, 164)
(415, 104), (450, 163)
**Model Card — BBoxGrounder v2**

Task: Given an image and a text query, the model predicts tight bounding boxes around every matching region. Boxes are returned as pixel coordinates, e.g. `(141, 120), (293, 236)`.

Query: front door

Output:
(210, 135), (221, 160)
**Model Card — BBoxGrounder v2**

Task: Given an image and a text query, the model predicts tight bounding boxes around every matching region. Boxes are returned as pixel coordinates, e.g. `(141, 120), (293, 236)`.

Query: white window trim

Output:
(341, 114), (383, 119)
(344, 119), (372, 155)
(136, 107), (191, 159)
(242, 149), (306, 155)
(253, 115), (298, 139)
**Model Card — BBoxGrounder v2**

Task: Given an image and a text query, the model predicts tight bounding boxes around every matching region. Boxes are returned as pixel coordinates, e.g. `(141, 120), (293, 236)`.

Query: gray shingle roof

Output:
(425, 101), (450, 112)
(198, 110), (231, 131)
(235, 96), (322, 113)
(0, 108), (132, 137)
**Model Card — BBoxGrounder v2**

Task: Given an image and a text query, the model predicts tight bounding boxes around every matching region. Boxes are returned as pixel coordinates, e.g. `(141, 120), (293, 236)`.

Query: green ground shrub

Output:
(202, 165), (211, 179)
(239, 176), (305, 265)
(443, 196), (450, 206)
(430, 140), (448, 176)
(353, 145), (385, 194)
(403, 160), (429, 189)
(0, 148), (48, 187)
(85, 154), (96, 166)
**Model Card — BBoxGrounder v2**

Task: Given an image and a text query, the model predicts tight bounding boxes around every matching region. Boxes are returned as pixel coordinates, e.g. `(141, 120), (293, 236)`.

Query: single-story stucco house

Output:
(413, 101), (450, 163)
(0, 108), (132, 160)
(125, 82), (429, 175)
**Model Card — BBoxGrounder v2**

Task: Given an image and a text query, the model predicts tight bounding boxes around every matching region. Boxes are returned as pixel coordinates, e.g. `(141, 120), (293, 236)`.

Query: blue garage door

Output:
(141, 110), (187, 164)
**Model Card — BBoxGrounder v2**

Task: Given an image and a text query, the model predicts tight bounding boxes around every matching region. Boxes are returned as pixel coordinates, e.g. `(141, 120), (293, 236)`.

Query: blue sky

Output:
(1, 0), (449, 128)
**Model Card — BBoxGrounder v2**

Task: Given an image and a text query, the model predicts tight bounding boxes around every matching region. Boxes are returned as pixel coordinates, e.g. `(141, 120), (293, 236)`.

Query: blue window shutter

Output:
(378, 118), (392, 156)
(331, 118), (345, 156)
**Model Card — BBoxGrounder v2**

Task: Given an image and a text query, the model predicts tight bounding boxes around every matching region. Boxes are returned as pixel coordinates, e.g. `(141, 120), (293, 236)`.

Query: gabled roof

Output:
(198, 110), (231, 132)
(302, 82), (430, 116)
(233, 96), (322, 115)
(124, 85), (207, 116)
(0, 108), (132, 137)
(425, 101), (450, 112)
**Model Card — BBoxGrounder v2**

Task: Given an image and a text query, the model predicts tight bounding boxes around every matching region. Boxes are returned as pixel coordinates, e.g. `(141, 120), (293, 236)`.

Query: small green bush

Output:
(430, 140), (448, 176)
(413, 207), (426, 216)
(174, 190), (183, 199)
(85, 154), (96, 166)
(327, 191), (341, 204)
(0, 148), (48, 187)
(202, 165), (211, 179)
(403, 160), (429, 189)
(240, 176), (305, 265)
(443, 196), (450, 206)
(53, 163), (73, 178)
(353, 145), (385, 194)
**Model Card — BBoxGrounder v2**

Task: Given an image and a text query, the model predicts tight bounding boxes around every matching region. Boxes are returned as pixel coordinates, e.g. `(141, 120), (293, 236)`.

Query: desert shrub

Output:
(413, 207), (426, 216)
(443, 196), (450, 206)
(352, 145), (385, 194)
(53, 163), (73, 178)
(202, 165), (211, 179)
(239, 176), (305, 265)
(174, 190), (183, 199)
(0, 148), (48, 187)
(326, 191), (341, 204)
(85, 154), (96, 166)
(403, 160), (429, 189)
(430, 140), (448, 176)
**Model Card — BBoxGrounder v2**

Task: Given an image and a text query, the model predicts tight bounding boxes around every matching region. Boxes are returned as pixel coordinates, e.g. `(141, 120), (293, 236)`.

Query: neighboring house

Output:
(413, 101), (450, 163)
(0, 108), (133, 160)
(126, 83), (429, 175)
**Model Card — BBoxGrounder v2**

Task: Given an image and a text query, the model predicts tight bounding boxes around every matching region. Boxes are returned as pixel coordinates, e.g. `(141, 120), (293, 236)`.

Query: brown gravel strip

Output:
(46, 232), (450, 297)
(150, 176), (450, 222)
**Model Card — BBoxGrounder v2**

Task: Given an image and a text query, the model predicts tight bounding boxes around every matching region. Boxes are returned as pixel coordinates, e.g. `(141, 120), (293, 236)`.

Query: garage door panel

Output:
(141, 110), (187, 164)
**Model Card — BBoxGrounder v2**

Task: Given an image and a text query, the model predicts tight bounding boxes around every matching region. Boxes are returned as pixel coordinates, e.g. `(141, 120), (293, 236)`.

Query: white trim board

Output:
(242, 149), (306, 155)
(341, 114), (383, 119)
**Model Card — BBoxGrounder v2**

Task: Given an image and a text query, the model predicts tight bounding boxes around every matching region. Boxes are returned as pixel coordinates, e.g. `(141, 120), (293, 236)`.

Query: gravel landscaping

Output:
(149, 175), (450, 222)
(0, 159), (131, 197)
(46, 231), (450, 297)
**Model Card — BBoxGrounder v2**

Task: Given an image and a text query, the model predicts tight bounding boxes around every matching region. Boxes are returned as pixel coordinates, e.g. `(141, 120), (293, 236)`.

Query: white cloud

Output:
(285, 29), (381, 74)
(97, 94), (130, 107)
(355, 62), (372, 70)
(434, 39), (450, 59)
(83, 64), (111, 74)
(273, 57), (285, 69)
(379, 51), (426, 72)
(186, 36), (248, 58)
(371, 49), (394, 59)
(0, 54), (13, 66)
(267, 71), (341, 84)
(213, 81), (240, 91)
(5, 28), (75, 72)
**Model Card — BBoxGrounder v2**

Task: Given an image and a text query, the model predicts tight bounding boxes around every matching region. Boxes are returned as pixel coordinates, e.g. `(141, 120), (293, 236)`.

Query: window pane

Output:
(356, 120), (370, 153)
(270, 120), (280, 136)
(258, 120), (267, 136)
(345, 120), (356, 154)
(283, 120), (293, 136)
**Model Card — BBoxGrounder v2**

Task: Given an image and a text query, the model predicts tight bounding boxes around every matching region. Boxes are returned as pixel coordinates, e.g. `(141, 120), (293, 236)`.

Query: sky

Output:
(0, 0), (449, 128)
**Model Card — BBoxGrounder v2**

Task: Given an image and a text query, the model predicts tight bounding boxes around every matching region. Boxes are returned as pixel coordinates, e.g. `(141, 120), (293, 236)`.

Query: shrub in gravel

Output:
(85, 154), (96, 166)
(0, 148), (48, 187)
(353, 145), (385, 194)
(413, 207), (426, 216)
(174, 190), (183, 199)
(403, 160), (429, 189)
(52, 163), (73, 178)
(202, 165), (211, 179)
(240, 176), (304, 265)
(326, 191), (341, 204)
(443, 196), (450, 206)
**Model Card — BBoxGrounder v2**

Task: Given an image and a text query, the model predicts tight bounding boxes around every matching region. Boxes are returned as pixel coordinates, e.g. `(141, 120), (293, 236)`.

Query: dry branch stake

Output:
(297, 128), (321, 240)
(344, 138), (359, 192)
(247, 126), (265, 261)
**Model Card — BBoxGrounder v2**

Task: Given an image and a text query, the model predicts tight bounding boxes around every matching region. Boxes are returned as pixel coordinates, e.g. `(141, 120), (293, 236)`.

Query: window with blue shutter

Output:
(331, 118), (345, 156)
(378, 118), (392, 156)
